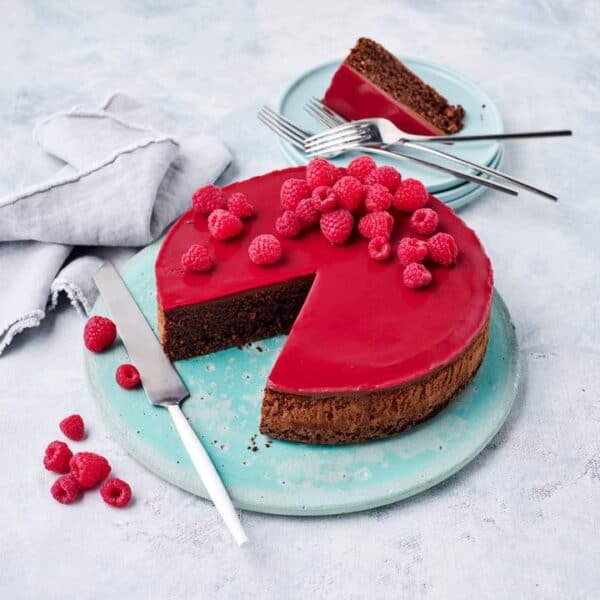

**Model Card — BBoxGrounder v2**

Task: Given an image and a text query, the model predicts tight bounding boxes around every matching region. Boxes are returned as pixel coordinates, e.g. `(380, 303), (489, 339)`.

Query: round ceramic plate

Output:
(278, 58), (503, 194)
(86, 244), (519, 516)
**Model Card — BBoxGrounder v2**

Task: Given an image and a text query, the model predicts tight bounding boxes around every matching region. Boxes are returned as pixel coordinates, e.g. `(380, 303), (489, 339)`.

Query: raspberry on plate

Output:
(51, 474), (81, 505)
(365, 183), (393, 212)
(207, 209), (244, 241)
(83, 316), (116, 353)
(116, 364), (141, 389)
(100, 478), (132, 508)
(358, 211), (394, 239)
(403, 263), (433, 289)
(368, 236), (392, 261)
(311, 186), (338, 213)
(192, 184), (226, 216)
(320, 209), (354, 245)
(59, 415), (85, 442)
(331, 166), (348, 182)
(248, 234), (282, 266)
(428, 232), (459, 266)
(280, 178), (310, 211)
(397, 237), (429, 266)
(410, 208), (439, 235)
(393, 178), (429, 212)
(69, 452), (111, 489)
(332, 176), (364, 211)
(347, 156), (376, 182)
(295, 197), (320, 227)
(306, 157), (334, 190)
(275, 210), (303, 238)
(43, 440), (73, 474)
(227, 192), (255, 219)
(181, 244), (214, 273)
(364, 166), (401, 193)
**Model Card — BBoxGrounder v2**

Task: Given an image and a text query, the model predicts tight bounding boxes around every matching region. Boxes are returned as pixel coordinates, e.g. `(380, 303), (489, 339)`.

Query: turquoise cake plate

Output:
(85, 242), (520, 516)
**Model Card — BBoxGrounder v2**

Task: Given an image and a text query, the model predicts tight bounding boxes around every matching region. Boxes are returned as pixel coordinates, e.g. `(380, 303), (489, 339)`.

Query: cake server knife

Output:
(93, 261), (248, 547)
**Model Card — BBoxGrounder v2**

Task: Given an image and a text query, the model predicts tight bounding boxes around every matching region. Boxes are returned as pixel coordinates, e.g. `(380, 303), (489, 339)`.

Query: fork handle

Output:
(167, 404), (249, 546)
(415, 130), (572, 143)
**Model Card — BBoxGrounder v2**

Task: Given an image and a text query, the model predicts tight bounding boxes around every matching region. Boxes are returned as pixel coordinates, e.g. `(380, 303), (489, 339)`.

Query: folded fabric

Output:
(0, 93), (231, 355)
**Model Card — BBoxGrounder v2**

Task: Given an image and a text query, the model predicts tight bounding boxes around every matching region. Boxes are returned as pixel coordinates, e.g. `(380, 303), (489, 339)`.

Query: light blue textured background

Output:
(0, 1), (598, 598)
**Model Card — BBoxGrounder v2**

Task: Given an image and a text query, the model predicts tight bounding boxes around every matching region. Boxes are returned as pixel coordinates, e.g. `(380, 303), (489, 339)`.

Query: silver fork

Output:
(304, 99), (557, 201)
(258, 107), (518, 197)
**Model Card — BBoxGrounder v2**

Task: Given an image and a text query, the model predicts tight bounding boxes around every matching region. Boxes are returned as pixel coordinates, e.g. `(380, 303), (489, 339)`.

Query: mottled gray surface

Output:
(0, 1), (599, 598)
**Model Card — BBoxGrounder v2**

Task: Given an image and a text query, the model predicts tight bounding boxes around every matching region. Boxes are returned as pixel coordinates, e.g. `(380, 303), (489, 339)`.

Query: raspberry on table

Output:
(410, 208), (439, 235)
(83, 316), (116, 353)
(364, 166), (401, 192)
(347, 156), (376, 182)
(51, 474), (81, 505)
(393, 178), (429, 212)
(192, 184), (226, 216)
(248, 234), (282, 266)
(333, 176), (364, 211)
(227, 192), (255, 219)
(306, 157), (334, 190)
(365, 183), (393, 212)
(59, 415), (85, 442)
(275, 210), (303, 238)
(280, 178), (310, 211)
(311, 186), (338, 213)
(116, 364), (141, 389)
(69, 452), (111, 489)
(207, 209), (244, 241)
(428, 232), (459, 266)
(320, 209), (354, 245)
(368, 236), (392, 261)
(181, 244), (214, 273)
(403, 263), (433, 289)
(43, 440), (73, 474)
(100, 478), (132, 508)
(397, 237), (429, 266)
(295, 197), (320, 227)
(358, 211), (394, 239)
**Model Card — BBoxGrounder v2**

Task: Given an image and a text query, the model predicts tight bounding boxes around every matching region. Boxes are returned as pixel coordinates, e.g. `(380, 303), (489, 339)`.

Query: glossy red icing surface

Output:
(323, 63), (443, 136)
(156, 167), (493, 395)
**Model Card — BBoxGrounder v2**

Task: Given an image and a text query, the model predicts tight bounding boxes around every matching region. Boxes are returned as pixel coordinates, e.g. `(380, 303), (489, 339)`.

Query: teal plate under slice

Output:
(278, 57), (504, 194)
(85, 243), (520, 516)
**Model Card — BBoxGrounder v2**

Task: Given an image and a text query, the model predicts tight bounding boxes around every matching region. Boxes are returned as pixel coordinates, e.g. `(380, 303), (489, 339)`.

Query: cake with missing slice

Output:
(323, 38), (465, 135)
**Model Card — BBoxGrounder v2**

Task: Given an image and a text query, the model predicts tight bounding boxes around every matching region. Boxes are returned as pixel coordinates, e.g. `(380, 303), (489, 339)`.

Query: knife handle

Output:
(167, 404), (249, 546)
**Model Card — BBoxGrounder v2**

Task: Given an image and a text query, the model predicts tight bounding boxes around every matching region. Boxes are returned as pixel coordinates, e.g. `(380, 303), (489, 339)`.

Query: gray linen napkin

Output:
(0, 93), (231, 355)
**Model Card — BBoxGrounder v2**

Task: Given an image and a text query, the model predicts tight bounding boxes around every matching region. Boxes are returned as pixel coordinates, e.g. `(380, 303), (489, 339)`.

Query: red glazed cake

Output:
(156, 166), (492, 444)
(323, 38), (465, 135)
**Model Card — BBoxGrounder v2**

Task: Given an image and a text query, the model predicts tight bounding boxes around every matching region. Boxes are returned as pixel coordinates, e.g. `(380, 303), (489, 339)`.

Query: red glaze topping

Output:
(323, 63), (443, 136)
(156, 167), (493, 395)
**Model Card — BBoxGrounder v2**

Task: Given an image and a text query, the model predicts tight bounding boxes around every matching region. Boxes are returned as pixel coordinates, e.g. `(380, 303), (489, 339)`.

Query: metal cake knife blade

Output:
(93, 261), (248, 546)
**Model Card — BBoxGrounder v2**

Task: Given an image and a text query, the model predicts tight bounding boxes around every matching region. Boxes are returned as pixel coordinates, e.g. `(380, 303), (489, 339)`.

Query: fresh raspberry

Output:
(332, 176), (364, 211)
(43, 441), (73, 474)
(295, 197), (320, 227)
(306, 158), (334, 190)
(59, 415), (85, 442)
(358, 211), (394, 239)
(368, 236), (392, 261)
(331, 166), (348, 182)
(280, 178), (309, 211)
(364, 166), (401, 192)
(347, 156), (377, 182)
(207, 209), (244, 241)
(410, 208), (439, 235)
(116, 364), (141, 389)
(227, 192), (254, 219)
(393, 178), (429, 212)
(181, 244), (213, 273)
(320, 209), (354, 245)
(397, 237), (429, 266)
(51, 474), (81, 505)
(192, 185), (226, 216)
(275, 210), (302, 238)
(248, 234), (282, 266)
(69, 452), (111, 489)
(311, 186), (338, 213)
(428, 232), (459, 266)
(100, 478), (132, 508)
(83, 316), (116, 353)
(365, 183), (393, 212)
(403, 263), (433, 289)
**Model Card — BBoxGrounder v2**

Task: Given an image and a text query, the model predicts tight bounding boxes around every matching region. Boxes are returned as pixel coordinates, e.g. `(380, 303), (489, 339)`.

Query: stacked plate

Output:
(277, 57), (504, 210)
